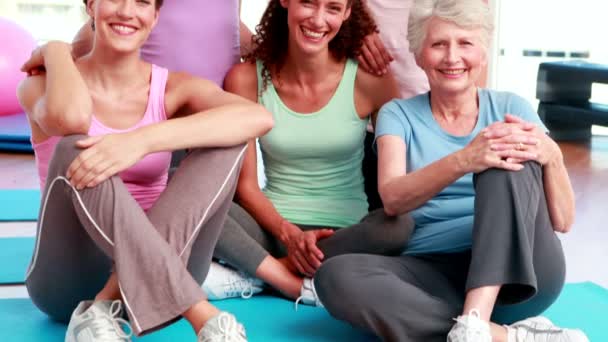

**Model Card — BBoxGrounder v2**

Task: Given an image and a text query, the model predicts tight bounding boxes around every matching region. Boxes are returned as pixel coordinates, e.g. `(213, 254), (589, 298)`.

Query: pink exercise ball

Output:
(0, 17), (37, 116)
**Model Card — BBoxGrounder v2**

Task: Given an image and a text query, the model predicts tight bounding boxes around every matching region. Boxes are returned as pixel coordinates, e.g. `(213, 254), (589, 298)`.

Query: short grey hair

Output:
(408, 0), (494, 56)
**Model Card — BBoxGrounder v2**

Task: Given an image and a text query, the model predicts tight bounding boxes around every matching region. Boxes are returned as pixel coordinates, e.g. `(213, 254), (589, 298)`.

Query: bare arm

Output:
(222, 63), (299, 242)
(65, 66), (273, 190)
(17, 42), (92, 139)
(378, 122), (533, 216)
(136, 71), (273, 152)
(238, 0), (254, 57)
(377, 136), (466, 216)
(239, 21), (254, 57)
(355, 68), (399, 125)
(226, 62), (331, 275)
(72, 20), (94, 59)
(542, 146), (575, 232)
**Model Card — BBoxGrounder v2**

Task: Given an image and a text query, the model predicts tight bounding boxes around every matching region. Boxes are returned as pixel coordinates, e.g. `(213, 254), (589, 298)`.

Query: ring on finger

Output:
(516, 142), (524, 151)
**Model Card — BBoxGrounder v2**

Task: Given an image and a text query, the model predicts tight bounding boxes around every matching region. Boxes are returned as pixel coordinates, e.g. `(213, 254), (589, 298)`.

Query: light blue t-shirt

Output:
(375, 89), (547, 255)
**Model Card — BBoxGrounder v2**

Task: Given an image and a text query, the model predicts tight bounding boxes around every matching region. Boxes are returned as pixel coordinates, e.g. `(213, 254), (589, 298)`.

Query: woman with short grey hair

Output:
(314, 0), (589, 341)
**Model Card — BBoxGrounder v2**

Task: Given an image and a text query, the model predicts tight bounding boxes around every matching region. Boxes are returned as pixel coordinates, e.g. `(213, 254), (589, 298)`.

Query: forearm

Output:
(138, 103), (272, 153)
(543, 151), (575, 232)
(40, 43), (91, 135)
(72, 20), (94, 58)
(235, 186), (300, 244)
(381, 153), (465, 215)
(239, 20), (253, 57)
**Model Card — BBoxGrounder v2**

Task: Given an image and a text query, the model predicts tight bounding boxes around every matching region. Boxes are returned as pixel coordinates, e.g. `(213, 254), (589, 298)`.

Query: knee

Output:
(188, 143), (247, 164)
(366, 209), (414, 253)
(26, 282), (74, 323)
(475, 161), (542, 189)
(48, 135), (89, 174)
(315, 255), (370, 315)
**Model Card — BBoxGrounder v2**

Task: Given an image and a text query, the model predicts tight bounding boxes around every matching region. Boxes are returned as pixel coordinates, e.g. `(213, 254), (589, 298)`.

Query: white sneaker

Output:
(198, 312), (247, 342)
(65, 300), (132, 342)
(447, 309), (492, 342)
(202, 262), (264, 300)
(506, 316), (589, 342)
(294, 278), (324, 309)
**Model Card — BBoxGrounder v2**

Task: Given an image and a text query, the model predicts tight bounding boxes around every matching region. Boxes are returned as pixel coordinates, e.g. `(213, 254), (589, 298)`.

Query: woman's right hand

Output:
(456, 123), (538, 173)
(282, 225), (334, 277)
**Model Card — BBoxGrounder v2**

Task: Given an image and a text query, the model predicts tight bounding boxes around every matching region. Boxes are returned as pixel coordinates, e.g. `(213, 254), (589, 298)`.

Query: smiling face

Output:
(87, 0), (159, 54)
(280, 0), (351, 56)
(416, 17), (487, 96)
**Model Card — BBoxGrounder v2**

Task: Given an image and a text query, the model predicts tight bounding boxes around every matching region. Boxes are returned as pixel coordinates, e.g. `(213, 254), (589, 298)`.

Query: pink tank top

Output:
(32, 64), (172, 211)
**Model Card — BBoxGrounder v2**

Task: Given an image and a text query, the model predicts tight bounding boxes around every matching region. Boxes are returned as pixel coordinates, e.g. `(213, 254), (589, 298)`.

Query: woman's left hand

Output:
(67, 133), (146, 190)
(484, 114), (560, 166)
(357, 31), (393, 76)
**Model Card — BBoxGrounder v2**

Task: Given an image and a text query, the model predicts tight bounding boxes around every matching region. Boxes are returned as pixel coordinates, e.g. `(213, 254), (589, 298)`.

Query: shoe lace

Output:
(294, 280), (322, 311)
(517, 321), (566, 341)
(223, 277), (256, 299)
(92, 300), (132, 341)
(452, 309), (488, 340)
(237, 278), (255, 299)
(201, 313), (245, 342)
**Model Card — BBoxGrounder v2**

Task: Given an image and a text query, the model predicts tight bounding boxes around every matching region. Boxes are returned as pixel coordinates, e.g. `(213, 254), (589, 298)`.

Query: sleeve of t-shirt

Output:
(507, 93), (549, 132)
(374, 100), (410, 145)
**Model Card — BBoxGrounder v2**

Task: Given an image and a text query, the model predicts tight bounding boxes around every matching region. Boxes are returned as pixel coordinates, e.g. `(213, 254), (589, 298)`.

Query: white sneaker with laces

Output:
(198, 312), (247, 342)
(294, 278), (324, 310)
(65, 300), (132, 342)
(447, 309), (492, 342)
(506, 316), (590, 342)
(202, 262), (264, 300)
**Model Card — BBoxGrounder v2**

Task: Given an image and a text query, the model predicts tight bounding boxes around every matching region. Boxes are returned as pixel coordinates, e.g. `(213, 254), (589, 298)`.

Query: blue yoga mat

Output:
(0, 113), (31, 142)
(0, 283), (605, 341)
(0, 296), (374, 341)
(0, 189), (40, 221)
(0, 238), (34, 285)
(543, 282), (607, 342)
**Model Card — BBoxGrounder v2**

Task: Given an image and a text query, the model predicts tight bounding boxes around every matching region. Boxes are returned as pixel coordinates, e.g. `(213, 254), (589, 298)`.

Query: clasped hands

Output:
(459, 114), (560, 173)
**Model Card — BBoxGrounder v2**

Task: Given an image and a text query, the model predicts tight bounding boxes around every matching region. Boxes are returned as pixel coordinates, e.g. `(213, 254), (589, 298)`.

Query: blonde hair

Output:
(408, 0), (494, 56)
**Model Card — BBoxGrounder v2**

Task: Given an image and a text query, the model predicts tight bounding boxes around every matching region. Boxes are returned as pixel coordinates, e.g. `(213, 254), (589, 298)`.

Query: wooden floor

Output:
(0, 137), (607, 286)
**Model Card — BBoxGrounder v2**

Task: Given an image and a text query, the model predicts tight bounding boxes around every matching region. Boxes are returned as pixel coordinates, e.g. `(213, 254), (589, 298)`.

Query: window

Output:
(1, 1), (87, 44)
(492, 0), (608, 135)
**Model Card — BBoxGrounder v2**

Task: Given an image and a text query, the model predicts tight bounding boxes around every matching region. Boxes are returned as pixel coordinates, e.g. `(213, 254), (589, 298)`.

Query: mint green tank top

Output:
(256, 59), (369, 228)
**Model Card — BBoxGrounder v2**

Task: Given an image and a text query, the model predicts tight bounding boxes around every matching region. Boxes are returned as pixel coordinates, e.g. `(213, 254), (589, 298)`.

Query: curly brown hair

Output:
(82, 0), (164, 10)
(247, 0), (377, 92)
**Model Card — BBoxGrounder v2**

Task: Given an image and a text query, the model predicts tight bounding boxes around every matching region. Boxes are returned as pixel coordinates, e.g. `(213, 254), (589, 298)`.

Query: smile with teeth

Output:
(301, 27), (325, 40)
(440, 69), (466, 75)
(110, 24), (136, 35)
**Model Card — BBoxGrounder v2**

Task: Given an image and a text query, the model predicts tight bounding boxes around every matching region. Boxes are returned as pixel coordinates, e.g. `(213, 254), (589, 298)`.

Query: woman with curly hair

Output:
(201, 0), (411, 306)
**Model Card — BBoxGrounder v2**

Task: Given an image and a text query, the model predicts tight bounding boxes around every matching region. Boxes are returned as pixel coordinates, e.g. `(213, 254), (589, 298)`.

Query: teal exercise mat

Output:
(0, 189), (40, 221)
(0, 113), (31, 142)
(0, 238), (34, 285)
(0, 296), (375, 341)
(543, 282), (608, 342)
(0, 283), (605, 341)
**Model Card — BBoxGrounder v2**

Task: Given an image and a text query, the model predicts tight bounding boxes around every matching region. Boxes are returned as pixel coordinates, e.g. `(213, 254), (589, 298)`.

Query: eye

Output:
(431, 41), (446, 48)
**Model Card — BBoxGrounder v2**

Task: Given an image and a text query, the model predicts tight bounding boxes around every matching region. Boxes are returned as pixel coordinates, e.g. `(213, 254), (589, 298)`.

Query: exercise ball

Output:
(0, 17), (37, 116)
